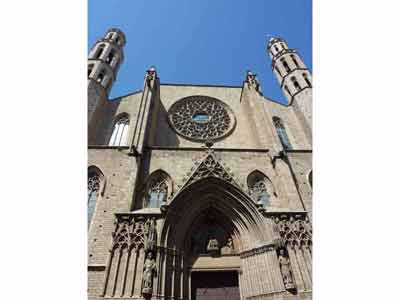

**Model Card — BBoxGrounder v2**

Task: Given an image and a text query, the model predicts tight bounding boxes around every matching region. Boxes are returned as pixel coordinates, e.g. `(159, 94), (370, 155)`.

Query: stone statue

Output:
(206, 236), (219, 254)
(142, 252), (157, 295)
(221, 237), (234, 255)
(278, 249), (295, 290)
(246, 70), (261, 93)
(144, 218), (157, 252)
(226, 238), (233, 249)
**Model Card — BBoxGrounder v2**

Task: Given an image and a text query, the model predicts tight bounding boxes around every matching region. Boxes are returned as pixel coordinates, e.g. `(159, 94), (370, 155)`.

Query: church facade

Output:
(88, 28), (312, 300)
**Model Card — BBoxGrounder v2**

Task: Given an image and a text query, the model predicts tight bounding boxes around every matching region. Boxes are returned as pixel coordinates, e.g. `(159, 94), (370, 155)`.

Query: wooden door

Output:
(191, 271), (240, 300)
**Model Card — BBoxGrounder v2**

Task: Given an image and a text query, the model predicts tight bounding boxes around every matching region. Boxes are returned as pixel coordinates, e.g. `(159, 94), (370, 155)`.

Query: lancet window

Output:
(303, 73), (312, 87)
(247, 171), (275, 208)
(88, 169), (101, 227)
(145, 170), (172, 208)
(281, 57), (290, 72)
(148, 179), (168, 208)
(109, 114), (130, 146)
(273, 116), (293, 150)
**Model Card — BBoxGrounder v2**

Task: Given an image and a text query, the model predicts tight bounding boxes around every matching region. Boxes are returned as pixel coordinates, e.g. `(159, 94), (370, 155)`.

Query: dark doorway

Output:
(191, 271), (240, 300)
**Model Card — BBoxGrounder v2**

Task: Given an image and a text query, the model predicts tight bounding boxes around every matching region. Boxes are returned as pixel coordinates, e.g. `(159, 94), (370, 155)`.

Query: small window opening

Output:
(106, 49), (115, 64)
(97, 70), (105, 83)
(95, 45), (104, 59)
(291, 76), (301, 91)
(291, 54), (300, 68)
(281, 58), (290, 72)
(303, 73), (312, 87)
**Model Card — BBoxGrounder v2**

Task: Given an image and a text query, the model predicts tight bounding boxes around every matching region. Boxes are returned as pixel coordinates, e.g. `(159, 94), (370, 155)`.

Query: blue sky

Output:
(89, 0), (311, 103)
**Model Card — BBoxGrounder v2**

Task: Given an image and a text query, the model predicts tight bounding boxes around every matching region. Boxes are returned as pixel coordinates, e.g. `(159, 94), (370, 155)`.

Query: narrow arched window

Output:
(95, 45), (105, 59)
(303, 73), (312, 87)
(251, 180), (270, 206)
(97, 70), (105, 83)
(247, 171), (275, 208)
(290, 54), (299, 68)
(88, 171), (100, 227)
(107, 32), (114, 40)
(109, 114), (130, 146)
(291, 76), (301, 91)
(274, 45), (279, 53)
(106, 49), (115, 64)
(281, 58), (290, 72)
(145, 170), (172, 208)
(309, 170), (313, 189)
(148, 179), (168, 208)
(273, 117), (293, 150)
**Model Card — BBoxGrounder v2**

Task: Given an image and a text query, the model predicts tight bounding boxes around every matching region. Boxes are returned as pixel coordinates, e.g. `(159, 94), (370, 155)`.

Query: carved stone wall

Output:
(88, 83), (312, 300)
(267, 213), (312, 294)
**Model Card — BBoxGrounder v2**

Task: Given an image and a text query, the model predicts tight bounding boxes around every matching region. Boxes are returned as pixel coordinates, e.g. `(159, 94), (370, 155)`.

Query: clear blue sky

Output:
(89, 0), (311, 104)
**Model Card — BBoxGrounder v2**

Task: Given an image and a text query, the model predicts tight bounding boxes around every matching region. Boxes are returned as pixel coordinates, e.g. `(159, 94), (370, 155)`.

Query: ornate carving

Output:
(246, 70), (262, 93)
(144, 217), (157, 252)
(206, 236), (219, 254)
(145, 66), (157, 88)
(142, 252), (157, 295)
(183, 153), (238, 188)
(269, 214), (312, 248)
(168, 96), (236, 141)
(221, 237), (234, 255)
(278, 248), (296, 290)
(110, 215), (158, 251)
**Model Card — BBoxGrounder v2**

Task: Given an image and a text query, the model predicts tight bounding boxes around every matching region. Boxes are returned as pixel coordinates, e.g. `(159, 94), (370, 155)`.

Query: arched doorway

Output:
(159, 177), (274, 299)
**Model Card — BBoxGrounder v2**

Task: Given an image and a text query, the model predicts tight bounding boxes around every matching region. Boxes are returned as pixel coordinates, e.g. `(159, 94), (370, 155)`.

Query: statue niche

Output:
(142, 218), (158, 297)
(190, 213), (235, 257)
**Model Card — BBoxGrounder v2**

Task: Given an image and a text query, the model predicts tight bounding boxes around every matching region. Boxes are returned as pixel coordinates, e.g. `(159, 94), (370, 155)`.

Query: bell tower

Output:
(87, 28), (126, 143)
(267, 37), (312, 135)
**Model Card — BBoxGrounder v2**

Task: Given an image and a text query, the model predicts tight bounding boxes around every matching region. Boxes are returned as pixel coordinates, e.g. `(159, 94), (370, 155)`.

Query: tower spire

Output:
(267, 37), (312, 135)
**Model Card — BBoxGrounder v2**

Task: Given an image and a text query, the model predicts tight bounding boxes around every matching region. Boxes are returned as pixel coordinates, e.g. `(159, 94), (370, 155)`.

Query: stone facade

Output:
(88, 31), (312, 300)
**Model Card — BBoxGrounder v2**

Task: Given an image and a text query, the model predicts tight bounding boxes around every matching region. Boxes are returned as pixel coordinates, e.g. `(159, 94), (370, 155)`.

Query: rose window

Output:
(168, 96), (236, 141)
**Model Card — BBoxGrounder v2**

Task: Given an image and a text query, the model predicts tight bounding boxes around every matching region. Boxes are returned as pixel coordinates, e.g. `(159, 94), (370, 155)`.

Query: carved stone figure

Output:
(142, 252), (157, 295)
(246, 70), (261, 93)
(144, 217), (157, 252)
(226, 237), (233, 249)
(206, 236), (219, 253)
(278, 249), (295, 290)
(221, 237), (234, 255)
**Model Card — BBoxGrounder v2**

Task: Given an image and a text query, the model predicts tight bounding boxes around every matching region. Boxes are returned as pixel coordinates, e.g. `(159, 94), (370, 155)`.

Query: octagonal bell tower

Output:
(267, 37), (312, 136)
(88, 28), (126, 143)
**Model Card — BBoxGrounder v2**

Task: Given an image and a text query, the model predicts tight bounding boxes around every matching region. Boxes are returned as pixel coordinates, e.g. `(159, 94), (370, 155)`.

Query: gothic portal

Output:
(88, 29), (312, 300)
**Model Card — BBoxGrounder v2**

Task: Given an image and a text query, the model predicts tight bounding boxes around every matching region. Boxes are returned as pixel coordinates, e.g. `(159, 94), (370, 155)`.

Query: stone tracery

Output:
(168, 95), (236, 141)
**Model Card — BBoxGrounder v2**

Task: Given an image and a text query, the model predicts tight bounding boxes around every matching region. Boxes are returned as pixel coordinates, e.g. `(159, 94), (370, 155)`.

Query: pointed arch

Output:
(159, 177), (276, 300)
(161, 176), (273, 252)
(88, 165), (105, 227)
(144, 169), (173, 208)
(247, 170), (277, 208)
(308, 170), (313, 189)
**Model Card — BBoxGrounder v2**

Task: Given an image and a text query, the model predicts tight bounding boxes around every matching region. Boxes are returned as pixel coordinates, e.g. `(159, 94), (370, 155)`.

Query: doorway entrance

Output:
(191, 271), (240, 300)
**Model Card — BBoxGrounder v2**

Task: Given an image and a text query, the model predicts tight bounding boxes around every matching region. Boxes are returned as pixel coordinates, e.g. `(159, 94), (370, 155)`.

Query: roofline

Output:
(109, 89), (143, 101)
(107, 82), (289, 107)
(160, 82), (243, 88)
